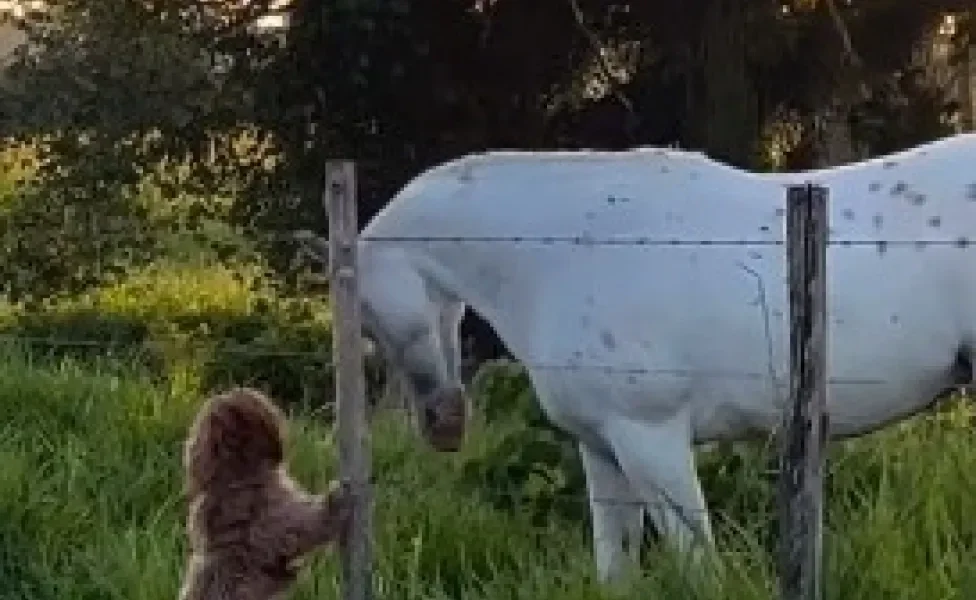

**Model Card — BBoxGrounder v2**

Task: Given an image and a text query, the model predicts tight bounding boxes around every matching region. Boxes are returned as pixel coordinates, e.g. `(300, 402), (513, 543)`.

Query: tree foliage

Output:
(0, 0), (973, 352)
(3, 0), (973, 214)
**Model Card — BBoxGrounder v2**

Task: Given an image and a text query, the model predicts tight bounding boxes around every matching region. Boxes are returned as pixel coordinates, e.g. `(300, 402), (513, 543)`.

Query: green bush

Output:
(0, 184), (167, 304)
(0, 260), (384, 409)
(461, 361), (587, 525)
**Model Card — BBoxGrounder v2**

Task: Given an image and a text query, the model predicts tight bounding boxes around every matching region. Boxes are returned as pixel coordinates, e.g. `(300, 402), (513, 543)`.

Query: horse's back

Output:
(375, 133), (976, 248)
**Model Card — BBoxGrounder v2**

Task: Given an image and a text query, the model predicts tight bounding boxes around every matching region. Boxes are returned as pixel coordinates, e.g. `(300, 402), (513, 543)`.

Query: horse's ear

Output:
(292, 229), (331, 266)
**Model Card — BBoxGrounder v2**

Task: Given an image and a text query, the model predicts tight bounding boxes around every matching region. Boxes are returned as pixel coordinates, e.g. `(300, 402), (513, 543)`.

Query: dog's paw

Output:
(324, 479), (354, 522)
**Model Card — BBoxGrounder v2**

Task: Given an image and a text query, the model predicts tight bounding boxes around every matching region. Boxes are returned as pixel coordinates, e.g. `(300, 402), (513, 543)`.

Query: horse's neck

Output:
(413, 242), (542, 362)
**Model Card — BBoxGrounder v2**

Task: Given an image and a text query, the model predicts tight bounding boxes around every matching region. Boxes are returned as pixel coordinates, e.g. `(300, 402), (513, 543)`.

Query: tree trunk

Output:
(686, 0), (759, 168)
(812, 105), (863, 168)
(964, 44), (976, 131)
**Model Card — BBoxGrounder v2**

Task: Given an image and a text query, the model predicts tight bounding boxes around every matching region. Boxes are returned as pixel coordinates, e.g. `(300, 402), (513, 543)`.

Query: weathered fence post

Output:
(325, 160), (373, 600)
(778, 183), (830, 600)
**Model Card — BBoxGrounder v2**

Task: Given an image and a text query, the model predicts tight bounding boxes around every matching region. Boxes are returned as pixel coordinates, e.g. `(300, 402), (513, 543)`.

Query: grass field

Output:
(0, 341), (973, 600)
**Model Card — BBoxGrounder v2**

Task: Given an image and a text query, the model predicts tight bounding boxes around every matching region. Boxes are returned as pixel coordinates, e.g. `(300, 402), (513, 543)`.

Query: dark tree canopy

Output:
(0, 0), (973, 357)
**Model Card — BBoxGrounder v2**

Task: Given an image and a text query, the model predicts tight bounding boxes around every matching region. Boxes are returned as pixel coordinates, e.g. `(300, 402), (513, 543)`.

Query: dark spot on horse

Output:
(774, 208), (785, 217)
(607, 196), (616, 205)
(868, 182), (882, 192)
(600, 330), (617, 350)
(890, 315), (900, 325)
(841, 209), (855, 221)
(626, 375), (638, 385)
(956, 237), (970, 248)
(883, 161), (897, 169)
(748, 250), (762, 260)
(759, 225), (770, 232)
(927, 216), (941, 228)
(966, 183), (976, 200)
(890, 181), (908, 195)
(876, 240), (888, 254)
(910, 193), (927, 206)
(872, 214), (884, 230)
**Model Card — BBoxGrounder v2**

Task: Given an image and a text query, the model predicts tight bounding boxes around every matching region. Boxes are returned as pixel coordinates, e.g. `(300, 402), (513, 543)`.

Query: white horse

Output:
(300, 132), (976, 583)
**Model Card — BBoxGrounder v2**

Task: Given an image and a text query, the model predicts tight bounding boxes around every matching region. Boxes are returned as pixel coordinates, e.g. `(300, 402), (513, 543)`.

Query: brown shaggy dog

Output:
(179, 387), (352, 600)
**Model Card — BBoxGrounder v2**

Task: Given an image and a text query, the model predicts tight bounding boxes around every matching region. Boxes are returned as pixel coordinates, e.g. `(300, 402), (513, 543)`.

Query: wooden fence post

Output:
(778, 183), (830, 600)
(325, 160), (373, 600)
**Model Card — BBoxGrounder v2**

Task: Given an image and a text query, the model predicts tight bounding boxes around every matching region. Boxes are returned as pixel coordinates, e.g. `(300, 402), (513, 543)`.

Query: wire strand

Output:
(0, 333), (898, 385)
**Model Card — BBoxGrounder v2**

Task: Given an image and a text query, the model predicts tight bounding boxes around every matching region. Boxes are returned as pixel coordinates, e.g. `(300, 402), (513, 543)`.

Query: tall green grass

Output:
(0, 345), (973, 599)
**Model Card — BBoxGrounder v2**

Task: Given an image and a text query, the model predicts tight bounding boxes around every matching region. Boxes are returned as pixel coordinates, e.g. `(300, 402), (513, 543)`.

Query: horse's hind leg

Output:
(579, 441), (645, 583)
(604, 412), (714, 568)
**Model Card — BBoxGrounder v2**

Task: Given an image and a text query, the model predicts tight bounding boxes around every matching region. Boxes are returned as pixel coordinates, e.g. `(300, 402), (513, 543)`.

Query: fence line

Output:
(0, 333), (908, 386)
(357, 234), (976, 248)
(1, 208), (976, 250)
(2, 219), (976, 248)
(316, 164), (835, 600)
(5, 161), (971, 600)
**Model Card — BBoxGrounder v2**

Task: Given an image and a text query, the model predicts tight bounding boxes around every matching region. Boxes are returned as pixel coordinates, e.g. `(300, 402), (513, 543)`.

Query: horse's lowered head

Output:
(294, 230), (468, 452)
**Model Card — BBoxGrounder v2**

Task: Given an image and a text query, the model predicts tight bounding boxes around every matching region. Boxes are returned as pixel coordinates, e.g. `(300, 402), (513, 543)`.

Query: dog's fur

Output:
(179, 387), (351, 600)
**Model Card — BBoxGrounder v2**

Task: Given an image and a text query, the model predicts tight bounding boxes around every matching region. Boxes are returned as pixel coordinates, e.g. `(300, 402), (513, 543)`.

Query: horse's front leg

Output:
(579, 441), (645, 584)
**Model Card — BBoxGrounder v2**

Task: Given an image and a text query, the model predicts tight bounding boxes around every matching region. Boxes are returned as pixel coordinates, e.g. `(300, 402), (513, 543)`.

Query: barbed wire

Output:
(365, 473), (772, 512)
(358, 234), (976, 248)
(0, 332), (909, 385)
(1, 228), (975, 249)
(0, 214), (974, 249)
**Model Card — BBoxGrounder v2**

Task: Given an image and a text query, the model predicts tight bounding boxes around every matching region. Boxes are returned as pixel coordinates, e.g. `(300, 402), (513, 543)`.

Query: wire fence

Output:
(5, 214), (976, 247)
(3, 158), (975, 600)
(0, 331), (930, 387)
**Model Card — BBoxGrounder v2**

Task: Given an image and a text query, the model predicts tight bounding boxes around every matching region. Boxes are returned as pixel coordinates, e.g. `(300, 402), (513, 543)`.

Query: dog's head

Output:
(184, 387), (286, 498)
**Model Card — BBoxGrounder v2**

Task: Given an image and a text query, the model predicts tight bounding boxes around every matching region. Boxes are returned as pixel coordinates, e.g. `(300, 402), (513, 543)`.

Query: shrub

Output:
(460, 360), (587, 525)
(0, 260), (385, 409)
